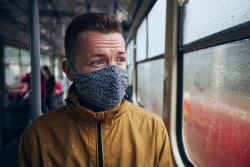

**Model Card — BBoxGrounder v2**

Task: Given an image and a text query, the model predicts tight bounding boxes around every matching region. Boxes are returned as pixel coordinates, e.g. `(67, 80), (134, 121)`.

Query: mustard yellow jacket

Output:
(18, 86), (173, 167)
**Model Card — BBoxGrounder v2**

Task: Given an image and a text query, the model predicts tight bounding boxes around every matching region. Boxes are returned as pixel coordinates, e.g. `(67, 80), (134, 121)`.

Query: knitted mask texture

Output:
(73, 65), (128, 110)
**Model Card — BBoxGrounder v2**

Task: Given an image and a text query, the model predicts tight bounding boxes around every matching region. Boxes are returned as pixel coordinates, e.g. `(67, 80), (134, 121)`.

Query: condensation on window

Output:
(182, 0), (250, 45)
(137, 58), (164, 118)
(182, 38), (250, 166)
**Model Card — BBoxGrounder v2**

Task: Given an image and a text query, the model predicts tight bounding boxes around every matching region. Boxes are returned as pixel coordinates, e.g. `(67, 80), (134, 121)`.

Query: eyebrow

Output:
(90, 54), (106, 57)
(90, 51), (126, 57)
(118, 51), (126, 55)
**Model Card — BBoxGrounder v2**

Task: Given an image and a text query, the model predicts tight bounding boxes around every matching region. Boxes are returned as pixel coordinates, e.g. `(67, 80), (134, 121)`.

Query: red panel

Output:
(7, 83), (28, 99)
(183, 93), (250, 167)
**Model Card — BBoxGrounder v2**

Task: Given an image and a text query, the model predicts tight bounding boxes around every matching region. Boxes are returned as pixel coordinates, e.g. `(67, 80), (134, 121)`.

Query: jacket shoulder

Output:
(28, 105), (69, 129)
(126, 101), (165, 126)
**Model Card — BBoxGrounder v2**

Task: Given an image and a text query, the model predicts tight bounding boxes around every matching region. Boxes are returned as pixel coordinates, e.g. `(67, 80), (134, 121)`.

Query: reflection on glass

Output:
(137, 59), (164, 118)
(182, 0), (250, 44)
(182, 39), (250, 166)
(148, 0), (166, 58)
(136, 18), (147, 62)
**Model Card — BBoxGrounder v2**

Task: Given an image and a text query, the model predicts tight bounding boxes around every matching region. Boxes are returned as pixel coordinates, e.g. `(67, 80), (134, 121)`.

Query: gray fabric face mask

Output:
(69, 63), (128, 110)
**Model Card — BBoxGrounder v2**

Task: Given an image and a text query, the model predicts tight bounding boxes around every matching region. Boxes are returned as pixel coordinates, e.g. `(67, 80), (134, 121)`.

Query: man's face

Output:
(62, 31), (127, 81)
(73, 31), (127, 73)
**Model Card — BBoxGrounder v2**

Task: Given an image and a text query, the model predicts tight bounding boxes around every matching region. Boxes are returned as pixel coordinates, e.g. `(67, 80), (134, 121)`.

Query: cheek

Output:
(121, 64), (127, 70)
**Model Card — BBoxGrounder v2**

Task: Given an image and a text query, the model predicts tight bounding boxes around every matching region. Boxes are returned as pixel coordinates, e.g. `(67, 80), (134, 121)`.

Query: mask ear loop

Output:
(68, 61), (77, 74)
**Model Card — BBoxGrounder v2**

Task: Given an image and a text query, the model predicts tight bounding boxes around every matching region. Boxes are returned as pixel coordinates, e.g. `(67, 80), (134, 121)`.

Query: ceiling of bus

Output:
(0, 0), (140, 55)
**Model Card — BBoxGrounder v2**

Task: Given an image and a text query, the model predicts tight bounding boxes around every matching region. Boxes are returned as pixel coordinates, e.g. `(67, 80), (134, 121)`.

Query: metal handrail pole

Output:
(29, 0), (41, 121)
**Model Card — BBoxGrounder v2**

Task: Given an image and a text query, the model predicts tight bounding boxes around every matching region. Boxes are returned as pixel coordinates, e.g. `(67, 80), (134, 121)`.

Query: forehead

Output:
(76, 31), (125, 49)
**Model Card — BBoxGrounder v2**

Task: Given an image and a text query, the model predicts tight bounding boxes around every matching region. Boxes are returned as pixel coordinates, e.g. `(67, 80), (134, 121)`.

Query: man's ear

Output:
(62, 60), (75, 81)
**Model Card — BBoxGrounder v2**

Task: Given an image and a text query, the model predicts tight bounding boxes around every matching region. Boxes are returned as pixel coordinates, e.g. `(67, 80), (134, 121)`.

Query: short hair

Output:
(64, 13), (122, 65)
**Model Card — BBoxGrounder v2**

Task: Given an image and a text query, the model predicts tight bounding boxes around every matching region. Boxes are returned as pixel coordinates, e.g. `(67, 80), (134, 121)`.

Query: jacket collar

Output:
(65, 84), (128, 125)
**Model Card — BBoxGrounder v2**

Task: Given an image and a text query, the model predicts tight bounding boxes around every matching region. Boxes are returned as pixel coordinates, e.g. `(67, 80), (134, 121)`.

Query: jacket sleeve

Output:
(18, 127), (32, 167)
(18, 125), (42, 167)
(156, 123), (174, 167)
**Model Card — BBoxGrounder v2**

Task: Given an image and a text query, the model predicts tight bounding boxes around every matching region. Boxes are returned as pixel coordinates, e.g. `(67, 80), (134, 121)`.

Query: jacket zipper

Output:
(97, 121), (103, 167)
(66, 99), (104, 166)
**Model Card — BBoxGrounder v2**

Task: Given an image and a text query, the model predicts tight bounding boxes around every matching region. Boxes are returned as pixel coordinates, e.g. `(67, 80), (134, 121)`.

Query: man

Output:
(18, 13), (173, 167)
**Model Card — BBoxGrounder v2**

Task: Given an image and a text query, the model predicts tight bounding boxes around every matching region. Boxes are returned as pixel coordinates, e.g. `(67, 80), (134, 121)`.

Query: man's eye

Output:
(92, 60), (103, 65)
(117, 57), (125, 62)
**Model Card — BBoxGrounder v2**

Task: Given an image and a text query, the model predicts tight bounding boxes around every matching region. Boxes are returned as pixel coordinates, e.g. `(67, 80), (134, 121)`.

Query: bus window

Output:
(4, 46), (20, 85)
(182, 0), (250, 45)
(40, 54), (51, 67)
(135, 0), (167, 118)
(136, 18), (147, 62)
(182, 38), (250, 167)
(137, 59), (164, 118)
(126, 39), (134, 86)
(179, 0), (250, 165)
(148, 0), (166, 58)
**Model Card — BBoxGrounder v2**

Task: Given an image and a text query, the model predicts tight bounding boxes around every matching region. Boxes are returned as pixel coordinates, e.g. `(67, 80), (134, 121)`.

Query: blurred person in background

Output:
(19, 71), (48, 112)
(41, 65), (55, 111)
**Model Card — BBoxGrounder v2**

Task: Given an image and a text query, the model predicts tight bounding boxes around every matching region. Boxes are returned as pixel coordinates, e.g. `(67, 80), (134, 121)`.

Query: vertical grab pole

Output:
(29, 0), (41, 121)
(0, 39), (4, 148)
